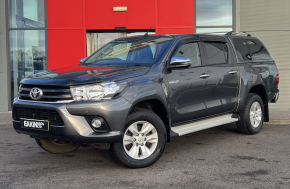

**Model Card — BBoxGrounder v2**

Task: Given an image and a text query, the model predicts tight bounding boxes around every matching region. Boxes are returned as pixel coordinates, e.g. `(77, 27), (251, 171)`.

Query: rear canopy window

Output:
(233, 38), (272, 61)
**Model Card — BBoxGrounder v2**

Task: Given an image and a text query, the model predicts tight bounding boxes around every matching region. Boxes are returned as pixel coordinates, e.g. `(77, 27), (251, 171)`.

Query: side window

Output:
(204, 42), (227, 64)
(247, 39), (272, 60)
(174, 42), (201, 67)
(233, 38), (272, 61)
(233, 38), (251, 60)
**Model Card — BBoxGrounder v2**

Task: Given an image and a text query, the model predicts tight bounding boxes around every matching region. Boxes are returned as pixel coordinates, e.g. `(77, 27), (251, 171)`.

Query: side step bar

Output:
(171, 114), (238, 136)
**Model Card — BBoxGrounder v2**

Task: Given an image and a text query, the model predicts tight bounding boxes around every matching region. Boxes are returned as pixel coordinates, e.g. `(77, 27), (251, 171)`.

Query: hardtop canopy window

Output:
(84, 37), (173, 66)
(233, 38), (272, 61)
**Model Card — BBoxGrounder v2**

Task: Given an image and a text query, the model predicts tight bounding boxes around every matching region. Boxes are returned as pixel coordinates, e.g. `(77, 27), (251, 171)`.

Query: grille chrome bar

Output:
(19, 93), (72, 99)
(20, 87), (70, 93)
(17, 98), (74, 104)
(18, 84), (73, 102)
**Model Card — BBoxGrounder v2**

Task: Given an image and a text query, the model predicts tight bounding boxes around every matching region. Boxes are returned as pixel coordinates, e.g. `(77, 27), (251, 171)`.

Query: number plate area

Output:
(20, 119), (49, 131)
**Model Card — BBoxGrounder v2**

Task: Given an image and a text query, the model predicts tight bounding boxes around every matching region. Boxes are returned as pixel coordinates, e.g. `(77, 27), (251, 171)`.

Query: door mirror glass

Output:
(79, 57), (88, 63)
(169, 56), (191, 68)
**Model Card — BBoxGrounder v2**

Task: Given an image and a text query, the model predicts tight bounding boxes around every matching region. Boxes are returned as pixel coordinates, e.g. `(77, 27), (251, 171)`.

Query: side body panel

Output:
(166, 65), (211, 125)
(235, 62), (278, 113)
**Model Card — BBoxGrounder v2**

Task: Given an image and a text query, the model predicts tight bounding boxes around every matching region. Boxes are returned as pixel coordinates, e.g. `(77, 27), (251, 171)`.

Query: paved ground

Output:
(1, 123), (290, 189)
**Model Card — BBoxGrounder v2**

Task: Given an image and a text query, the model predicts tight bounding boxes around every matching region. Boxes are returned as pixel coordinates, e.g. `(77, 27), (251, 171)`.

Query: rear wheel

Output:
(109, 109), (166, 168)
(35, 138), (80, 154)
(236, 93), (264, 135)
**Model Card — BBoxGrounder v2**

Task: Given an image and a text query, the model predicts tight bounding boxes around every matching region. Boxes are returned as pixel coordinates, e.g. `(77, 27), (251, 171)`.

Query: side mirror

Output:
(79, 57), (88, 63)
(168, 56), (191, 68)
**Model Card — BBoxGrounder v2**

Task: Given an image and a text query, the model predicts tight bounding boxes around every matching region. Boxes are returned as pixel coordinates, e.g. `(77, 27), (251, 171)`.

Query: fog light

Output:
(91, 118), (102, 128)
(86, 116), (109, 132)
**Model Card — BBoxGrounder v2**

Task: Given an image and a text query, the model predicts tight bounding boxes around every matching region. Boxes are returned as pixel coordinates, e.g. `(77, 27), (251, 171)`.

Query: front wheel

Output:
(236, 93), (264, 135)
(109, 109), (167, 168)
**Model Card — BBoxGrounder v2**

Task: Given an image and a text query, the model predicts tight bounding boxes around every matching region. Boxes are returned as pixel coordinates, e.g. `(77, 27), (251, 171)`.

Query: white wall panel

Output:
(239, 0), (290, 109)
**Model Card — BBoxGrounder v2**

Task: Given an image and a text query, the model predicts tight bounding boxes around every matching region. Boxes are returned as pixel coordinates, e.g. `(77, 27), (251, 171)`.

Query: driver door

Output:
(166, 40), (212, 125)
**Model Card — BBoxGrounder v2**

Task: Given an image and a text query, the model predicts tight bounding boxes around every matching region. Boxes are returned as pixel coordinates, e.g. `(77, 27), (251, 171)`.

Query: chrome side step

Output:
(171, 114), (238, 136)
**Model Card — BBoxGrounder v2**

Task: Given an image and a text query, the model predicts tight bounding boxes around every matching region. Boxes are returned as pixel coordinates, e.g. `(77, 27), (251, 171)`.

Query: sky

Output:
(196, 0), (233, 26)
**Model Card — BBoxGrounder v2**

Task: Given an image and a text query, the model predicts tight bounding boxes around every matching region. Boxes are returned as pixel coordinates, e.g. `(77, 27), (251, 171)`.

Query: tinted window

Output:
(233, 38), (272, 61)
(174, 43), (201, 67)
(223, 43), (228, 59)
(204, 42), (227, 64)
(248, 39), (272, 60)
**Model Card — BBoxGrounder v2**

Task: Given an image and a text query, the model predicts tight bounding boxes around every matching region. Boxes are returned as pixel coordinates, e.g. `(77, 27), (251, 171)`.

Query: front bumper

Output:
(13, 97), (132, 143)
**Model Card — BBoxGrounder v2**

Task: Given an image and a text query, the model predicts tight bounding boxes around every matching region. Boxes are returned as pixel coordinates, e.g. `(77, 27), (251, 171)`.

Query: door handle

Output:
(229, 70), (238, 75)
(199, 73), (209, 79)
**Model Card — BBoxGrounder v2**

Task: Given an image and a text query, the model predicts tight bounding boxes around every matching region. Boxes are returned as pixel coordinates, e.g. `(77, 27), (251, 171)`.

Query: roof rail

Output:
(225, 31), (251, 37)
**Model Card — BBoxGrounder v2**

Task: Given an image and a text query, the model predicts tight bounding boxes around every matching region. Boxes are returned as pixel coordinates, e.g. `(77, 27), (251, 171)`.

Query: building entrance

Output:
(86, 31), (155, 56)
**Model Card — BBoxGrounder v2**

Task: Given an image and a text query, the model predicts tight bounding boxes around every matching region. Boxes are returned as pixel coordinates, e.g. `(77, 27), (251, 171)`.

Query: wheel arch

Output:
(243, 84), (269, 122)
(128, 98), (171, 142)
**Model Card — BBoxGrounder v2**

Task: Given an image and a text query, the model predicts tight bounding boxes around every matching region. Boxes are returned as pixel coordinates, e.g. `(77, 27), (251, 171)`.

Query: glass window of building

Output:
(9, 0), (45, 28)
(86, 31), (156, 56)
(196, 0), (233, 34)
(9, 0), (46, 104)
(196, 28), (232, 34)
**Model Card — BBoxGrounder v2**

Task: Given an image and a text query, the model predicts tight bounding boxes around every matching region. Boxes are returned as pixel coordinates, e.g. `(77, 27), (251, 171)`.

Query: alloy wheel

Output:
(250, 101), (262, 128)
(123, 121), (158, 160)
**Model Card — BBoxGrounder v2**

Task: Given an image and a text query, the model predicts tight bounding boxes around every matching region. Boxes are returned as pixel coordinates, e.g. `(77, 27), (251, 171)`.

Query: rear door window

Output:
(233, 38), (272, 61)
(204, 42), (228, 64)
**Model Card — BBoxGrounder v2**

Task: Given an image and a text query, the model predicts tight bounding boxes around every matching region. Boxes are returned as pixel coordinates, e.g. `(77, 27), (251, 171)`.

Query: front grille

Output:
(13, 107), (64, 126)
(18, 84), (73, 102)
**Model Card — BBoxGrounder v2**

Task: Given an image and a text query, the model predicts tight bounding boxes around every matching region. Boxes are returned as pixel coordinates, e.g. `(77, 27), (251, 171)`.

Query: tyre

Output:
(236, 93), (264, 135)
(109, 108), (167, 168)
(35, 138), (80, 154)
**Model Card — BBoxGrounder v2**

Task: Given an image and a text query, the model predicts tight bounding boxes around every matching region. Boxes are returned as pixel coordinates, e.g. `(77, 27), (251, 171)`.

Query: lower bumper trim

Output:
(13, 121), (123, 143)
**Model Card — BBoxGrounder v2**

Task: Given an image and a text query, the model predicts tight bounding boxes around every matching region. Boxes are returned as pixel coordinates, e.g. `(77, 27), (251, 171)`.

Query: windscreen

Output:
(84, 37), (173, 66)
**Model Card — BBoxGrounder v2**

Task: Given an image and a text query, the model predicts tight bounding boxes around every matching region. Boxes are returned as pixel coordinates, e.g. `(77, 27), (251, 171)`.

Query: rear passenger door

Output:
(201, 39), (239, 115)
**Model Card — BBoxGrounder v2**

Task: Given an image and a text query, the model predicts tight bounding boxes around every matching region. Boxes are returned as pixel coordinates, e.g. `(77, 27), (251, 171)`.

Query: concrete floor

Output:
(1, 123), (290, 189)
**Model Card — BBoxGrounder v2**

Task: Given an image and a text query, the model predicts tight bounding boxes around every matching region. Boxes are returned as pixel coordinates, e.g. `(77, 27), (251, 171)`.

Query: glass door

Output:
(86, 31), (155, 56)
(86, 33), (124, 56)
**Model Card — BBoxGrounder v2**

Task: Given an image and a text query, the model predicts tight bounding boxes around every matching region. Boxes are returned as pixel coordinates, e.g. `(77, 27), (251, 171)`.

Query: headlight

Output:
(70, 80), (127, 101)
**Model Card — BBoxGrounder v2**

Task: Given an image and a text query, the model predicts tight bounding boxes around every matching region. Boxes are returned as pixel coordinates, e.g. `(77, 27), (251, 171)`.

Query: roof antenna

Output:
(144, 27), (152, 37)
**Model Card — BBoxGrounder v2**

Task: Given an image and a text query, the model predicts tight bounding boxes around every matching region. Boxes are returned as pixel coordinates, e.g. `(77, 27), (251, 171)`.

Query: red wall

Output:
(47, 0), (195, 70)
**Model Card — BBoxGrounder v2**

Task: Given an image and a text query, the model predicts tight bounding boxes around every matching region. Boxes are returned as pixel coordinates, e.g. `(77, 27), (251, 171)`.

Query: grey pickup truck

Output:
(12, 32), (279, 168)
